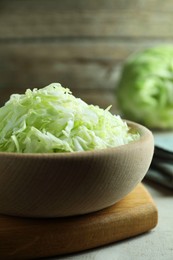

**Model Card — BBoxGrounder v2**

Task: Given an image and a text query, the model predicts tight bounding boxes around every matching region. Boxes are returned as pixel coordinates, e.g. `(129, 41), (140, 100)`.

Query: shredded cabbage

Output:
(0, 83), (139, 153)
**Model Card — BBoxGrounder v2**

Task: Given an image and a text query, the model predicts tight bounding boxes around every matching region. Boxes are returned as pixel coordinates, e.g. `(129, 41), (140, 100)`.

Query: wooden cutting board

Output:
(0, 183), (158, 260)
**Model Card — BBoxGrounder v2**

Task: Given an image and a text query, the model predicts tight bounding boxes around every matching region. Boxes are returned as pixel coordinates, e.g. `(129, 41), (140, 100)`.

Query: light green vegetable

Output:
(116, 45), (173, 129)
(0, 83), (139, 153)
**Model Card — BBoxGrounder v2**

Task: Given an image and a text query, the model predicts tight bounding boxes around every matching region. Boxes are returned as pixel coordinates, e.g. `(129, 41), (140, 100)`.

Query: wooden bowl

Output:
(0, 121), (154, 218)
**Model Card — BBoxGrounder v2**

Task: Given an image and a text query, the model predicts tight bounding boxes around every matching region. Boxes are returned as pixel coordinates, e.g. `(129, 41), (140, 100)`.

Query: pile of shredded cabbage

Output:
(0, 83), (140, 153)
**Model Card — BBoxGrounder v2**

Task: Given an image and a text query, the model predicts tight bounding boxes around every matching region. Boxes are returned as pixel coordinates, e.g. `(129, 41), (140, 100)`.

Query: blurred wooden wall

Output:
(0, 0), (173, 109)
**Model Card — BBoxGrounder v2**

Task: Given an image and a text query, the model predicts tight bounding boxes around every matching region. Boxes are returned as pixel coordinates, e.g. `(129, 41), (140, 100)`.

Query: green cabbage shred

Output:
(0, 83), (139, 153)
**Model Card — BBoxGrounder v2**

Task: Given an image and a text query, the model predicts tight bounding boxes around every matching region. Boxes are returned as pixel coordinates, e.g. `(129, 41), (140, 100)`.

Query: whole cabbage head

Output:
(116, 45), (173, 129)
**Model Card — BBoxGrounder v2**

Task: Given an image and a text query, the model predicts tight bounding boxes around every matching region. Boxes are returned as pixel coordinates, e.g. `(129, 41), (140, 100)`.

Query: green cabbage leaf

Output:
(0, 83), (139, 153)
(116, 45), (173, 129)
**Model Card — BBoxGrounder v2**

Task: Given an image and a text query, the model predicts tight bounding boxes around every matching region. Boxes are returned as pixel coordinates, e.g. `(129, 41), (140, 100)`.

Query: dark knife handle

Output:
(146, 167), (173, 189)
(146, 145), (173, 189)
(153, 146), (173, 163)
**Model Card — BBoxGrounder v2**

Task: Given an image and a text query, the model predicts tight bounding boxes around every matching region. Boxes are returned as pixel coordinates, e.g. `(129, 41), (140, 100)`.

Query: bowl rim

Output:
(0, 120), (153, 158)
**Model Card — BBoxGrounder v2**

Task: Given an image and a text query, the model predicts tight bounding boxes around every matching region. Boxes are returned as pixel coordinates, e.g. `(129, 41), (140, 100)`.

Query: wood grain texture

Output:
(1, 0), (173, 107)
(0, 40), (165, 106)
(0, 183), (158, 260)
(0, 0), (173, 38)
